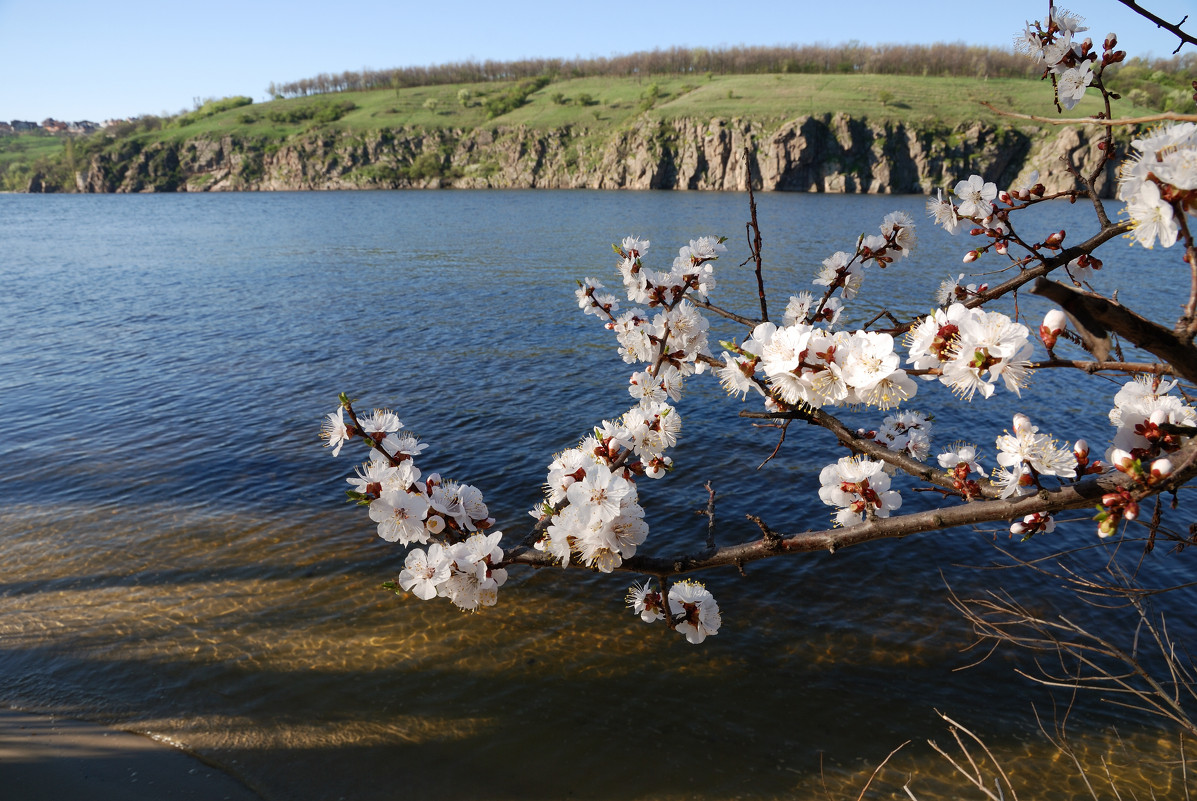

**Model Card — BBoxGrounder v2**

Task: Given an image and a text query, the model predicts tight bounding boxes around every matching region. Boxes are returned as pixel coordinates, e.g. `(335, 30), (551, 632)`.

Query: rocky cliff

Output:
(66, 114), (1116, 196)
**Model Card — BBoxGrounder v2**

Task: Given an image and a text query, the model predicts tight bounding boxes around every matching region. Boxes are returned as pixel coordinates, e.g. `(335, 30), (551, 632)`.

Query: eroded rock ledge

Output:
(66, 113), (1116, 196)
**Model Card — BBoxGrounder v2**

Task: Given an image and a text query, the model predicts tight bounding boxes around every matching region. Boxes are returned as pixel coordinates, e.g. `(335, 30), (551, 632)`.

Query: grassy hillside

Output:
(0, 72), (1158, 191)
(152, 73), (1145, 136)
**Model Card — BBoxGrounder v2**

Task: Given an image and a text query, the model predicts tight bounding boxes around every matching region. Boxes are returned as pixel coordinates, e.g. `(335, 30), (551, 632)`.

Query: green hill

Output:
(0, 71), (1170, 193)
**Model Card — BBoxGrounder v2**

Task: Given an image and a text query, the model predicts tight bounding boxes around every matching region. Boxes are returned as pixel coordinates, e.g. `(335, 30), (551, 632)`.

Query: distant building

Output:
(10, 120), (37, 131)
(41, 118), (68, 133)
(0, 122), (13, 135)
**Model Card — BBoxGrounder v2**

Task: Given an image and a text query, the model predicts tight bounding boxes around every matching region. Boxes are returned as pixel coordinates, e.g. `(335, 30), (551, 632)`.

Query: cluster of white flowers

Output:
(532, 403), (673, 573)
(934, 273), (988, 306)
(397, 532), (508, 610)
(1107, 376), (1196, 464)
(1097, 380), (1191, 538)
(715, 213), (926, 410)
(818, 456), (903, 527)
(559, 237), (729, 642)
(1014, 8), (1097, 110)
(320, 407), (507, 610)
(937, 443), (984, 477)
(581, 237), (720, 385)
(542, 237), (729, 577)
(1117, 122), (1197, 249)
(602, 234), (726, 309)
(726, 322), (918, 411)
(993, 413), (1078, 499)
(807, 211), (917, 302)
(1010, 511), (1057, 540)
(906, 303), (1033, 400)
(626, 579), (721, 644)
(926, 173), (1030, 253)
(873, 410), (934, 465)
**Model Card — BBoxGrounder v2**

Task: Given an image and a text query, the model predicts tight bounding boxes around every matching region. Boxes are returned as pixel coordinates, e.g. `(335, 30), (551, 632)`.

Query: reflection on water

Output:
(1, 502), (1191, 799)
(1, 191), (1195, 799)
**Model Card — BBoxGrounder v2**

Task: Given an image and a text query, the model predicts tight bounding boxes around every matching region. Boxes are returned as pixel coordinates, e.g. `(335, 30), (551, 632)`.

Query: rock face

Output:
(68, 114), (1117, 196)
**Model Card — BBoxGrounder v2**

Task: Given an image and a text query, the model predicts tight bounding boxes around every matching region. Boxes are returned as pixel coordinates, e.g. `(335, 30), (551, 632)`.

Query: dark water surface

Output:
(1, 190), (1193, 799)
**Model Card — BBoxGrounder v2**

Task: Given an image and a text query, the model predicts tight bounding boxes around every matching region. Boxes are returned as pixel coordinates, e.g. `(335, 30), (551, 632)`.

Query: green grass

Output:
(655, 73), (1141, 127)
(0, 133), (64, 171)
(0, 72), (1158, 188)
(162, 74), (1152, 138)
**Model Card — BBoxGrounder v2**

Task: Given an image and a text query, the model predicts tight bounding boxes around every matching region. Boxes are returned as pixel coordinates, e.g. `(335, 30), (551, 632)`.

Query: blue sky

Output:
(1, 0), (1192, 122)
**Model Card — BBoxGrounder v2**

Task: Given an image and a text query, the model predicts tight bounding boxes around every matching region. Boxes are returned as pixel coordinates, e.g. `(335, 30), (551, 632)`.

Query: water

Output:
(1, 190), (1194, 799)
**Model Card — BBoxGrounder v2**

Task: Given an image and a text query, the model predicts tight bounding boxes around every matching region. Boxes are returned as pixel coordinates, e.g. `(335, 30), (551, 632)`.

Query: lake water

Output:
(1, 189), (1194, 799)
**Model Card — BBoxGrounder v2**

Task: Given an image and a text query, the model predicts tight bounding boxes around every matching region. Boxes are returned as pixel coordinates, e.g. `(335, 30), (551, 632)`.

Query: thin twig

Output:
(742, 147), (769, 323)
(1115, 0), (1196, 54)
(980, 101), (1197, 126)
(757, 418), (790, 469)
(854, 740), (911, 801)
(702, 481), (717, 552)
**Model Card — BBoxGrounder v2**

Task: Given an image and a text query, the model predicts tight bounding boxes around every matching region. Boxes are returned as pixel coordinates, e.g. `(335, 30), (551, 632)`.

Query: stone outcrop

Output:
(64, 114), (1117, 196)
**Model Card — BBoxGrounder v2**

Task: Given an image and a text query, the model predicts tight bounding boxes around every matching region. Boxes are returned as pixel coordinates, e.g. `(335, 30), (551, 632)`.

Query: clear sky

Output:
(1, 0), (1192, 122)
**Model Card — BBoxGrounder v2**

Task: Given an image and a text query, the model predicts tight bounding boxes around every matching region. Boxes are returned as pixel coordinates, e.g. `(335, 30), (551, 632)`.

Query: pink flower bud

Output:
(1104, 32), (1117, 51)
(999, 191), (1012, 204)
(995, 241), (1008, 255)
(1039, 310), (1066, 350)
(1109, 448), (1133, 470)
(1009, 521), (1027, 536)
(1151, 458), (1174, 479)
(1044, 230), (1066, 248)
(1124, 502), (1139, 521)
(963, 250), (980, 263)
(1012, 413), (1033, 437)
(1074, 439), (1089, 458)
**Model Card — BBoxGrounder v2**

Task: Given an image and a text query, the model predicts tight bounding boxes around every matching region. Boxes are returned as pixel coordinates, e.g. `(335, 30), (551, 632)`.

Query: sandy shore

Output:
(0, 708), (263, 801)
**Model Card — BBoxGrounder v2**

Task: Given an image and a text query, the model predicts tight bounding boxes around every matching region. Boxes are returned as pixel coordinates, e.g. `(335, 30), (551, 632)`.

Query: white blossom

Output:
(668, 580), (721, 644)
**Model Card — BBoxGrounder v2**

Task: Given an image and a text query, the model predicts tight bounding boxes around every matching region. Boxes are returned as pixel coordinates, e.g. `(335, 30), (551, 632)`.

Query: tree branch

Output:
(687, 297), (761, 327)
(980, 102), (1197, 126)
(1115, 0), (1197, 54)
(1030, 359), (1177, 375)
(1031, 277), (1197, 385)
(742, 147), (769, 323)
(964, 223), (1132, 309)
(501, 436), (1197, 577)
(740, 407), (1002, 498)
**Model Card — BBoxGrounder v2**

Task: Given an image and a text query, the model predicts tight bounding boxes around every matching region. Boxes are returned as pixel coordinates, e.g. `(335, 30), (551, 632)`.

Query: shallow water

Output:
(1, 190), (1194, 799)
